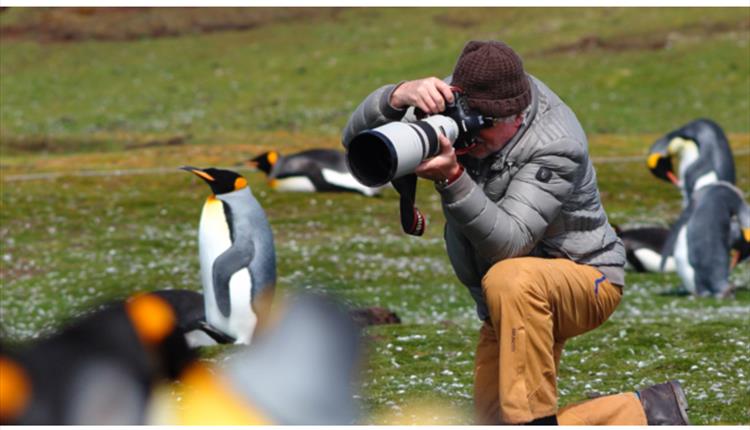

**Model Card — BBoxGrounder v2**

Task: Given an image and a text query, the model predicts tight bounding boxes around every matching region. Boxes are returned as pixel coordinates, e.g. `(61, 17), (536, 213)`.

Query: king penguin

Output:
(248, 149), (384, 196)
(182, 166), (276, 344)
(0, 292), (196, 425)
(660, 181), (750, 298)
(647, 118), (736, 207)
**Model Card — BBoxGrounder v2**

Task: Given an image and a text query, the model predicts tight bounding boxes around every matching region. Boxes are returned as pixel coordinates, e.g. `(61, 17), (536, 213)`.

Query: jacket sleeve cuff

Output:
(379, 82), (408, 121)
(436, 169), (474, 203)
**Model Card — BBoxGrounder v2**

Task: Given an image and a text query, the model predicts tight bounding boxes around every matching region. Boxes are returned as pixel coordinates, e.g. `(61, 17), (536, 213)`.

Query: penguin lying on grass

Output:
(660, 181), (750, 298)
(615, 224), (749, 274)
(614, 225), (676, 273)
(248, 149), (384, 196)
(182, 166), (276, 345)
(647, 118), (736, 206)
(146, 292), (363, 425)
(0, 292), (196, 425)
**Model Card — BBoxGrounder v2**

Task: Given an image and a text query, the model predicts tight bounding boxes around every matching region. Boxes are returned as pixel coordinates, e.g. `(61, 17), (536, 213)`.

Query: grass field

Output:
(1, 7), (749, 424)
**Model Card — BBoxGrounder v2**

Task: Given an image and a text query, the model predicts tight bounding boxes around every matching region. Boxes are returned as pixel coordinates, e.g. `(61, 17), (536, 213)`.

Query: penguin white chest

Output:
(673, 227), (696, 294)
(632, 248), (675, 273)
(198, 197), (256, 344)
(321, 168), (382, 196)
(271, 176), (316, 192)
(199, 198), (232, 273)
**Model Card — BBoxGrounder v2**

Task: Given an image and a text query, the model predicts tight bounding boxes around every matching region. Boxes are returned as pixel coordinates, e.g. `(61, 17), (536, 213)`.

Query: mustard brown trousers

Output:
(474, 257), (647, 425)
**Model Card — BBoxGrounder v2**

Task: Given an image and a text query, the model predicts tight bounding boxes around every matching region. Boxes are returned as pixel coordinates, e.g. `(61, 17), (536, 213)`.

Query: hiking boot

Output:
(637, 380), (690, 425)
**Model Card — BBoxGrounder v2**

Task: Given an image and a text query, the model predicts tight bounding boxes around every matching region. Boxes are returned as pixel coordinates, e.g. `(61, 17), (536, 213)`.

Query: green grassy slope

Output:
(1, 7), (749, 425)
(1, 8), (749, 152)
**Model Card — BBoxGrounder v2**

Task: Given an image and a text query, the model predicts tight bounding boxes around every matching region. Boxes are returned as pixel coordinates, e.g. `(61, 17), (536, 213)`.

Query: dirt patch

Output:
(0, 134), (189, 154)
(1, 135), (109, 154)
(539, 34), (667, 56)
(0, 264), (45, 282)
(534, 17), (750, 56)
(433, 13), (480, 29)
(0, 7), (346, 43)
(349, 307), (401, 327)
(2, 136), (57, 153)
(0, 247), (46, 283)
(125, 135), (188, 150)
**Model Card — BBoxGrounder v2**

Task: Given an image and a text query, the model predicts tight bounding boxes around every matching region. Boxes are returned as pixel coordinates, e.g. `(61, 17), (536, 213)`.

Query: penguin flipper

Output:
(212, 245), (255, 318)
(306, 168), (342, 192)
(197, 321), (236, 344)
(625, 248), (647, 273)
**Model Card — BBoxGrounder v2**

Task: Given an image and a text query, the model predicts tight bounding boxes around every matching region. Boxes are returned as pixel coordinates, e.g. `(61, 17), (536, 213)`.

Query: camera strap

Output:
(392, 173), (425, 236)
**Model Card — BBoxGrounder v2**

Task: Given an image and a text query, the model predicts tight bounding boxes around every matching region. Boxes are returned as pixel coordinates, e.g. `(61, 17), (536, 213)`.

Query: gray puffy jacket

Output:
(342, 75), (625, 320)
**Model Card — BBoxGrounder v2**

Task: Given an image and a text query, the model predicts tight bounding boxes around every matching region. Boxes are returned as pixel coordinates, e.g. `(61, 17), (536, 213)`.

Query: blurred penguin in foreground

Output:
(1, 292), (363, 425)
(0, 292), (196, 425)
(147, 292), (364, 424)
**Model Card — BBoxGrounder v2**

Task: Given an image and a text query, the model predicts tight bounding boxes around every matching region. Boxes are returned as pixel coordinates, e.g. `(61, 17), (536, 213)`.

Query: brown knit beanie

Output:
(451, 40), (531, 118)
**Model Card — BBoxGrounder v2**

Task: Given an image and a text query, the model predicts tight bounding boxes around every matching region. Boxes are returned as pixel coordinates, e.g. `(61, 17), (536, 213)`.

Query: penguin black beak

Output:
(180, 166), (215, 182)
(647, 138), (677, 185)
(246, 159), (259, 169)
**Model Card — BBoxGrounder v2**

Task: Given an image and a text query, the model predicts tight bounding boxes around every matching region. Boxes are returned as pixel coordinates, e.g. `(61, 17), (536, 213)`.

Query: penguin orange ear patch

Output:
(0, 356), (31, 421)
(267, 151), (279, 165)
(234, 177), (248, 190)
(647, 153), (662, 170)
(126, 293), (177, 345)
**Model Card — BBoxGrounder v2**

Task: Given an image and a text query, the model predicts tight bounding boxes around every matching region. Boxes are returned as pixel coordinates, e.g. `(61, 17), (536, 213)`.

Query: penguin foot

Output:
(715, 284), (737, 300)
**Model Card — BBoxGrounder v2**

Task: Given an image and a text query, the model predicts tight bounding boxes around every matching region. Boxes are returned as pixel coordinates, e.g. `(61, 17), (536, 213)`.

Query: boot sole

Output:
(669, 380), (690, 425)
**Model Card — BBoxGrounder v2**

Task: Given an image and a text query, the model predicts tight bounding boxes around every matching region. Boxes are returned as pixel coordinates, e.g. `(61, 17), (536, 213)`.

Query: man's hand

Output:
(390, 77), (455, 114)
(415, 135), (461, 182)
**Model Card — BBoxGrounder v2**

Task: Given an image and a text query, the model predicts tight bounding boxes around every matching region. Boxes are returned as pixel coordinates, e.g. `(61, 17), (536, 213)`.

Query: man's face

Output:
(466, 114), (523, 159)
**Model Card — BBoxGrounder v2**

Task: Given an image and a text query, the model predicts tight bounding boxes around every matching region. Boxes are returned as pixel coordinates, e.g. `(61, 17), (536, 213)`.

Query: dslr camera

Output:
(346, 91), (492, 187)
